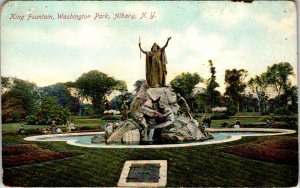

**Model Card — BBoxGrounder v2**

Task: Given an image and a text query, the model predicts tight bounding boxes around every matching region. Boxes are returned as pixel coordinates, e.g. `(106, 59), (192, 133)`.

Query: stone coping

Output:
(24, 128), (296, 149)
(24, 132), (101, 141)
(117, 160), (167, 187)
(206, 128), (296, 134)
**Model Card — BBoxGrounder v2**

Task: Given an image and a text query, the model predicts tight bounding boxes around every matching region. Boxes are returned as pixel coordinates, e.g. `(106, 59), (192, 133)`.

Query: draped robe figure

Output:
(139, 37), (171, 87)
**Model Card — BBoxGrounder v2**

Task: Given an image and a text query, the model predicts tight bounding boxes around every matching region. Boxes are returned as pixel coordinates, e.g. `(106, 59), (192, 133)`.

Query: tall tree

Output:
(75, 70), (126, 114)
(62, 81), (86, 116)
(37, 83), (72, 108)
(206, 60), (220, 109)
(1, 76), (11, 92)
(2, 78), (38, 122)
(247, 73), (268, 112)
(265, 62), (294, 97)
(224, 69), (247, 113)
(110, 92), (133, 111)
(37, 83), (81, 115)
(194, 93), (209, 113)
(170, 72), (203, 109)
(284, 85), (298, 113)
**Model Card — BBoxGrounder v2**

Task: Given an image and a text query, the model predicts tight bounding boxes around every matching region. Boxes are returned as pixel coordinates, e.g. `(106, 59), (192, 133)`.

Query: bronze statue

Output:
(139, 37), (171, 88)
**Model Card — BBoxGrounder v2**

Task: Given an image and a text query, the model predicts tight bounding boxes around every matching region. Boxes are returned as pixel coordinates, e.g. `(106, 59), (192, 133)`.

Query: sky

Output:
(1, 1), (297, 93)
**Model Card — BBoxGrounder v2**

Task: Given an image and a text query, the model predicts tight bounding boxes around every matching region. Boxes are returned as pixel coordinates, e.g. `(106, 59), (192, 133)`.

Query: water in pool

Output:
(37, 131), (276, 146)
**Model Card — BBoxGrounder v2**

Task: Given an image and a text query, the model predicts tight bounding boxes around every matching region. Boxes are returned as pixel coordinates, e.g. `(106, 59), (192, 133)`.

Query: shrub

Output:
(26, 96), (71, 125)
(211, 113), (229, 120)
(226, 103), (237, 116)
(259, 115), (297, 122)
(274, 107), (292, 115)
(2, 98), (27, 123)
(260, 111), (270, 116)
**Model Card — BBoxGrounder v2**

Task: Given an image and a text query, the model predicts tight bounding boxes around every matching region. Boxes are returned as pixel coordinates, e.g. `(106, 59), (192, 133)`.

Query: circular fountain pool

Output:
(24, 128), (296, 148)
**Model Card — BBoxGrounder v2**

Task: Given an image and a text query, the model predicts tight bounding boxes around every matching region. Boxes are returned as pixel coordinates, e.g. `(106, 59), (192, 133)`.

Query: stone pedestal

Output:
(92, 86), (213, 144)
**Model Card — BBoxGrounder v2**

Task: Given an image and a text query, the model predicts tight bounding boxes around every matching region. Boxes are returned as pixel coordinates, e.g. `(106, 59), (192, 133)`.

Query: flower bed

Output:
(3, 144), (76, 167)
(219, 137), (298, 165)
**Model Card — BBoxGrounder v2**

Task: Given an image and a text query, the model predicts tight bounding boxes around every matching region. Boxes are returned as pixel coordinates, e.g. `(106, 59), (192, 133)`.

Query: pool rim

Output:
(24, 128), (296, 149)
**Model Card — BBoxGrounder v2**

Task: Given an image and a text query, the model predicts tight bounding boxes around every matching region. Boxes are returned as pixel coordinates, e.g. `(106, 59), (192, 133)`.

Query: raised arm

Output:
(162, 37), (171, 50)
(139, 43), (147, 54)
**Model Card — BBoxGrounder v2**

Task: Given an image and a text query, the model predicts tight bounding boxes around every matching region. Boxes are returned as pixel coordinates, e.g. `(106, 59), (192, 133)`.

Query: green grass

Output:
(2, 116), (297, 186)
(2, 115), (289, 133)
(2, 133), (298, 187)
(233, 112), (261, 116)
(210, 117), (264, 127)
(2, 118), (118, 133)
(194, 112), (261, 118)
(194, 117), (286, 128)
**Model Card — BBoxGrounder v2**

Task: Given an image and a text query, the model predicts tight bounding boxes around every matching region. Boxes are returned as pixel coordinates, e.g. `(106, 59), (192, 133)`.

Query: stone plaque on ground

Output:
(127, 163), (160, 182)
(118, 160), (167, 187)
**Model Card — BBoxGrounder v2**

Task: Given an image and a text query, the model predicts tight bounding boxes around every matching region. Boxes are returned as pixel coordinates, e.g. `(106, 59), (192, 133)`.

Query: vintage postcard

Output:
(1, 1), (298, 187)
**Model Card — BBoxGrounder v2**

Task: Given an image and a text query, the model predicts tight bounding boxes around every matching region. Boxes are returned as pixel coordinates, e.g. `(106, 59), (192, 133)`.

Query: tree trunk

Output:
(258, 97), (261, 112)
(79, 107), (82, 117)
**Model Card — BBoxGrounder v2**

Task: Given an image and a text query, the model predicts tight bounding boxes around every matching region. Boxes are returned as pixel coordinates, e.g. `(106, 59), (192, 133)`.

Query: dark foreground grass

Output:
(2, 133), (298, 187)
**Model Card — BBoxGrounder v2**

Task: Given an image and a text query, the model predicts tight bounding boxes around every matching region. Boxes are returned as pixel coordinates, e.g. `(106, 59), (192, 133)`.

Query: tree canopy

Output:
(265, 62), (294, 97)
(224, 69), (248, 113)
(37, 83), (80, 115)
(1, 76), (11, 92)
(170, 72), (203, 108)
(248, 74), (268, 112)
(75, 70), (127, 114)
(38, 83), (72, 108)
(2, 78), (38, 122)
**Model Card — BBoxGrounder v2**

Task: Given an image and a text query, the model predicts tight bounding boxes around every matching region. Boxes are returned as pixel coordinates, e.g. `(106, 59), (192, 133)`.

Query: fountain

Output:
(24, 37), (296, 148)
(92, 37), (213, 145)
(91, 84), (214, 145)
(24, 128), (295, 148)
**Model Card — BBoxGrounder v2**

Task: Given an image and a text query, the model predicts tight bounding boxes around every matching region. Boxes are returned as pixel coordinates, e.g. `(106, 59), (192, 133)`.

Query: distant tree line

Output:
(1, 70), (127, 124)
(1, 61), (297, 124)
(170, 61), (297, 116)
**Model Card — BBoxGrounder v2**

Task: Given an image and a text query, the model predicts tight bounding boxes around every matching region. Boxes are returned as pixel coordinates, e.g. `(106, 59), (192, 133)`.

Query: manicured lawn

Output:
(2, 116), (298, 186)
(2, 115), (287, 133)
(210, 117), (263, 127)
(195, 116), (286, 128)
(2, 118), (115, 133)
(2, 132), (298, 187)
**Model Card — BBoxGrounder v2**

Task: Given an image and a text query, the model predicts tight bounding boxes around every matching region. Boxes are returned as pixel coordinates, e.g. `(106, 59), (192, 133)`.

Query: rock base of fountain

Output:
(92, 86), (213, 144)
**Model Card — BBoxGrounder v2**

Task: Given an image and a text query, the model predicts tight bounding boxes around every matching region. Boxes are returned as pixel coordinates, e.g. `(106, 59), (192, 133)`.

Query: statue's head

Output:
(151, 43), (160, 52)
